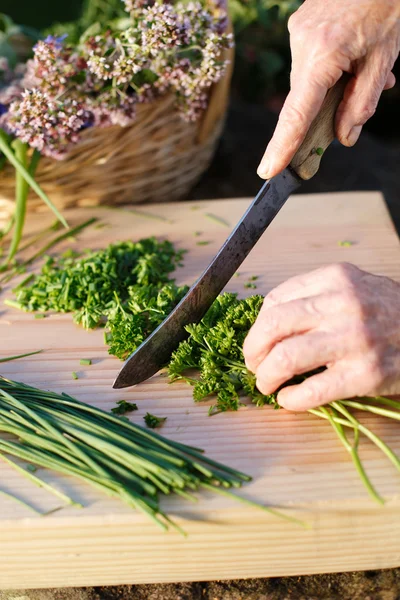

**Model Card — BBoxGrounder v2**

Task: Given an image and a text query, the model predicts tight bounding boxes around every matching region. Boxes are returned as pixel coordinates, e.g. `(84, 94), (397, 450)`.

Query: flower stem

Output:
(0, 132), (68, 229)
(7, 141), (29, 263)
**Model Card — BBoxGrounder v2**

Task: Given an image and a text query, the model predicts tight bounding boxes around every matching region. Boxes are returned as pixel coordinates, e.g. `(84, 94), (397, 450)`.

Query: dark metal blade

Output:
(113, 167), (301, 389)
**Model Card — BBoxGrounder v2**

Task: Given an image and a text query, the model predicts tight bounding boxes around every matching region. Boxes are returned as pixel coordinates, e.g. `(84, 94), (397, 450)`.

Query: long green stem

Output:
(0, 350), (43, 363)
(18, 221), (61, 254)
(319, 405), (384, 505)
(7, 141), (29, 262)
(332, 401), (400, 476)
(0, 215), (15, 244)
(0, 376), (272, 529)
(0, 453), (79, 507)
(341, 400), (400, 422)
(0, 132), (68, 229)
(0, 218), (97, 285)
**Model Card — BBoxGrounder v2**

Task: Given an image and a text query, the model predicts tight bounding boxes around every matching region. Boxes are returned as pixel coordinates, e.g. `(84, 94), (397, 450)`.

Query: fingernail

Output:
(346, 125), (362, 147)
(257, 157), (270, 179)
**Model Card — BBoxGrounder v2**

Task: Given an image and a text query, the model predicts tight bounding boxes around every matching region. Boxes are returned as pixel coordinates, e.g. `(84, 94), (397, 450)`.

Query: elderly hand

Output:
(257, 0), (400, 179)
(243, 263), (400, 410)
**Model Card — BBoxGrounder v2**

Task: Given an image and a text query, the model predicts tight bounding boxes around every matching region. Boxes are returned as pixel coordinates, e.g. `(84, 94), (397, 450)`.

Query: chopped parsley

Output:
(111, 400), (138, 415)
(144, 413), (167, 428)
(12, 237), (185, 330)
(168, 293), (321, 416)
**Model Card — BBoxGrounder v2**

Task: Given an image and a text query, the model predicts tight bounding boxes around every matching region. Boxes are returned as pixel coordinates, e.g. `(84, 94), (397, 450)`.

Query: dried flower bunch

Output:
(0, 0), (232, 265)
(0, 0), (233, 160)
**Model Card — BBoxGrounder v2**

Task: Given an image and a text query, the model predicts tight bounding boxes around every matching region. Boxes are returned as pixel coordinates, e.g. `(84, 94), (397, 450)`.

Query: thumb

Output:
(335, 51), (392, 147)
(257, 69), (342, 179)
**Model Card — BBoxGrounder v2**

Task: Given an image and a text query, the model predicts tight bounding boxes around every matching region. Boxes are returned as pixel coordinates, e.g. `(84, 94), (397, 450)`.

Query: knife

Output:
(113, 75), (349, 389)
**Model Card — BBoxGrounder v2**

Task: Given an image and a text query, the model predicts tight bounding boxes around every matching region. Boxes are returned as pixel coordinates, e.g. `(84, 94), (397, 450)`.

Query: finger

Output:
(244, 297), (320, 373)
(335, 52), (391, 147)
(255, 331), (341, 396)
(383, 71), (396, 90)
(244, 288), (363, 374)
(276, 365), (356, 411)
(257, 77), (336, 179)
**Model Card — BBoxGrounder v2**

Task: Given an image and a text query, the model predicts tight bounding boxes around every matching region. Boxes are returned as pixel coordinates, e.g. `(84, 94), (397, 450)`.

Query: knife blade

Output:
(113, 75), (349, 389)
(113, 168), (300, 389)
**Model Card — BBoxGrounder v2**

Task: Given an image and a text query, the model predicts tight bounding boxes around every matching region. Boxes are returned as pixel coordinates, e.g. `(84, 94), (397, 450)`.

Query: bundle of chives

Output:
(0, 377), (304, 532)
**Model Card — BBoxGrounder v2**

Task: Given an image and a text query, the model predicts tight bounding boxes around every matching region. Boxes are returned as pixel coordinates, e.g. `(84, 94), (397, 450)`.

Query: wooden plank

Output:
(0, 192), (400, 588)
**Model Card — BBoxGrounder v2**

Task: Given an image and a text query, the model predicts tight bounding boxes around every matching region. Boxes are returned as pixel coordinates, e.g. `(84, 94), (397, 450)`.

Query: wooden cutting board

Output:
(1, 192), (400, 589)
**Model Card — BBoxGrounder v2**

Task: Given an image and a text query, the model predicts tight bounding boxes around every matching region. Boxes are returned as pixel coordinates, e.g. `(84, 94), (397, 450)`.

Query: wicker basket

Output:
(0, 36), (233, 219)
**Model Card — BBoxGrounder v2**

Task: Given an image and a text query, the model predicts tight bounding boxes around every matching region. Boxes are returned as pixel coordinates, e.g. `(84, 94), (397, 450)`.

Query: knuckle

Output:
(327, 262), (357, 284)
(340, 287), (365, 317)
(264, 290), (279, 306)
(281, 103), (309, 135)
(287, 12), (300, 34)
(272, 344), (294, 374)
(314, 23), (339, 49)
(358, 104), (377, 124)
(302, 379), (324, 405)
(260, 309), (281, 337)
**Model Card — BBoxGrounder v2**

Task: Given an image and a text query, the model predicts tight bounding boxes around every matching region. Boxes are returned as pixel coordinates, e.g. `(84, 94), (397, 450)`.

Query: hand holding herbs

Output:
(167, 288), (400, 505)
(7, 237), (400, 508)
(243, 263), (400, 410)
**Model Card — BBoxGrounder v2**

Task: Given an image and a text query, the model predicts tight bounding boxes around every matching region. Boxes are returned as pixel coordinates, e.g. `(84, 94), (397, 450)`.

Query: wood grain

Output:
(0, 192), (400, 588)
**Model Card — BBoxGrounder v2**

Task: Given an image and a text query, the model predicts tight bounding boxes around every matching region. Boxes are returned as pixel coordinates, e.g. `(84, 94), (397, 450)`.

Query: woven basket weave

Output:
(0, 35), (233, 220)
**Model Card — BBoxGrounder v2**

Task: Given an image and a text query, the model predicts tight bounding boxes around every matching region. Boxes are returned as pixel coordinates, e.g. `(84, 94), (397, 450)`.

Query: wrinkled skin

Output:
(247, 1), (400, 410)
(258, 0), (400, 179)
(243, 264), (400, 410)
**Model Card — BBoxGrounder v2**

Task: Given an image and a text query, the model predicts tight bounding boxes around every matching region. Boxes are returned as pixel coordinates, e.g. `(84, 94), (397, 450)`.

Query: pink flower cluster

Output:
(6, 89), (92, 159)
(0, 0), (233, 158)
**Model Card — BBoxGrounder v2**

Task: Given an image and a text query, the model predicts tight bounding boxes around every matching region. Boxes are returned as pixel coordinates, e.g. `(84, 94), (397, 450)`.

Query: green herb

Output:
(0, 350), (43, 363)
(12, 274), (35, 291)
(26, 464), (38, 473)
(196, 241), (211, 246)
(18, 221), (63, 254)
(194, 231), (202, 236)
(169, 292), (400, 505)
(205, 213), (230, 228)
(233, 272), (241, 277)
(11, 237), (185, 330)
(0, 377), (298, 530)
(94, 222), (109, 230)
(80, 359), (92, 366)
(190, 206), (200, 211)
(111, 400), (138, 415)
(315, 147), (324, 156)
(34, 313), (46, 319)
(248, 275), (259, 281)
(244, 282), (257, 289)
(106, 283), (188, 360)
(169, 293), (266, 415)
(144, 413), (167, 429)
(338, 240), (354, 247)
(72, 372), (79, 380)
(0, 218), (97, 285)
(0, 133), (68, 230)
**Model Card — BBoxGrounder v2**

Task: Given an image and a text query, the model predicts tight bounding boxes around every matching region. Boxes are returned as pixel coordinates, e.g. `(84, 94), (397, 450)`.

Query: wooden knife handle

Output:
(290, 74), (350, 180)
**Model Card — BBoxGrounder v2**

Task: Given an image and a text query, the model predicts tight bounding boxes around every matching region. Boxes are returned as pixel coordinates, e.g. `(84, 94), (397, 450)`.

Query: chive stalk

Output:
(0, 376), (297, 532)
